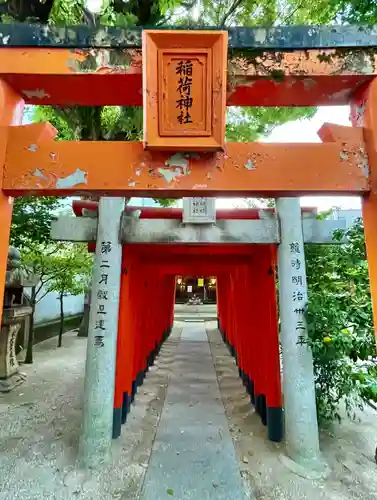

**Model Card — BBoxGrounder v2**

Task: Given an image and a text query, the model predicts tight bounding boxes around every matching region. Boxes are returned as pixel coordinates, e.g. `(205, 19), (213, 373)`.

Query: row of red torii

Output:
(52, 197), (353, 477)
(0, 24), (377, 477)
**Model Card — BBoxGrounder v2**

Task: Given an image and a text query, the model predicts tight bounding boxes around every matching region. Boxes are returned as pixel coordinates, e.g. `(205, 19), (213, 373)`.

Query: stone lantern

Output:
(0, 247), (33, 392)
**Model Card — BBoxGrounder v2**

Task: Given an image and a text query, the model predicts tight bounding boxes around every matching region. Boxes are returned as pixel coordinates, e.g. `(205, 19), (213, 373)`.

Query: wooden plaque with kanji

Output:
(142, 30), (228, 152)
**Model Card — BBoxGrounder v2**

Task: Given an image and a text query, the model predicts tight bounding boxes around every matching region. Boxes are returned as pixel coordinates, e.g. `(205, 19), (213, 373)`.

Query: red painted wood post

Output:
(154, 274), (166, 358)
(123, 261), (138, 420)
(221, 274), (228, 342)
(233, 268), (245, 382)
(143, 268), (161, 369)
(217, 275), (225, 337)
(144, 275), (155, 373)
(242, 264), (253, 396)
(152, 275), (161, 360)
(251, 247), (269, 427)
(113, 248), (135, 437)
(264, 245), (283, 442)
(244, 264), (256, 404)
(224, 273), (231, 346)
(350, 81), (377, 341)
(218, 273), (233, 350)
(216, 275), (222, 332)
(157, 275), (166, 347)
(163, 275), (175, 338)
(140, 275), (152, 382)
(131, 269), (144, 401)
(0, 81), (24, 326)
(238, 265), (253, 397)
(246, 246), (283, 441)
(146, 274), (159, 371)
(218, 275), (224, 332)
(248, 252), (265, 416)
(226, 273), (234, 355)
(226, 273), (233, 352)
(226, 273), (236, 357)
(168, 275), (176, 333)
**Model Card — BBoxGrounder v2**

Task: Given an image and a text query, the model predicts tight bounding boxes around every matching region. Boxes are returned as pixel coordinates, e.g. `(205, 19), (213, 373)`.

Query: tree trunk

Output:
(24, 286), (36, 364)
(58, 292), (64, 347)
(78, 275), (92, 338)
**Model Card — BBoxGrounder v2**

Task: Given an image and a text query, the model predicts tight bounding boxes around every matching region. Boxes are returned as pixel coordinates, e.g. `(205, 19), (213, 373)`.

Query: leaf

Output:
(167, 489), (174, 495)
(10, 196), (62, 249)
(21, 243), (92, 303)
(306, 218), (376, 425)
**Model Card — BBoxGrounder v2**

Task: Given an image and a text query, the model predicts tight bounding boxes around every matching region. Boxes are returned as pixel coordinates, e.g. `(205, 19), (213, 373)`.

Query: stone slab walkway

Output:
(140, 324), (247, 500)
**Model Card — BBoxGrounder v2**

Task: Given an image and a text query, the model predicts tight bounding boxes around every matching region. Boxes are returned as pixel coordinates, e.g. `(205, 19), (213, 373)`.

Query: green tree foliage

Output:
(282, 0), (377, 25)
(47, 244), (92, 347)
(339, 0), (377, 23)
(10, 197), (62, 249)
(305, 219), (377, 425)
(226, 107), (316, 142)
(0, 1), (56, 23)
(17, 0), (315, 214)
(31, 0), (317, 149)
(22, 243), (92, 362)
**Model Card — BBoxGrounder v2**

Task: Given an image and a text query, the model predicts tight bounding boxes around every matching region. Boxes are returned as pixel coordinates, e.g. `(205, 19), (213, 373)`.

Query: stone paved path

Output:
(139, 324), (247, 500)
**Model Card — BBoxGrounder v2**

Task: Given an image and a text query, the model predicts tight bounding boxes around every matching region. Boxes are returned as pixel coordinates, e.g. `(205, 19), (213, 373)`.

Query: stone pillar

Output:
(276, 197), (326, 477)
(0, 247), (32, 392)
(0, 322), (25, 391)
(79, 197), (124, 468)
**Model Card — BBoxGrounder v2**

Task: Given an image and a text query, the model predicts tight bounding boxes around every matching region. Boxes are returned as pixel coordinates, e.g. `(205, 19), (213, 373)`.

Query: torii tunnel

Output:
(117, 246), (281, 421)
(73, 201), (285, 442)
(1, 22), (377, 477)
(115, 245), (282, 435)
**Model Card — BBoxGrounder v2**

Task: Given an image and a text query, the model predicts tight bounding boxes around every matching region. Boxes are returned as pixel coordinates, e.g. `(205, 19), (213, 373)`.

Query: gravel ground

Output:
(0, 329), (181, 500)
(1, 324), (377, 500)
(207, 323), (377, 500)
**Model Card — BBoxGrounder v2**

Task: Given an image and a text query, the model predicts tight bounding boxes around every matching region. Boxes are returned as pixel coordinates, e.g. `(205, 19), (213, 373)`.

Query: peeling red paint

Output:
(0, 46), (376, 107)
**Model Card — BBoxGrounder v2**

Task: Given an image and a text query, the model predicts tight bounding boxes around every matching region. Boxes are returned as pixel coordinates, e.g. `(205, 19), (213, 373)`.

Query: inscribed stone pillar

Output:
(276, 197), (327, 477)
(79, 197), (124, 468)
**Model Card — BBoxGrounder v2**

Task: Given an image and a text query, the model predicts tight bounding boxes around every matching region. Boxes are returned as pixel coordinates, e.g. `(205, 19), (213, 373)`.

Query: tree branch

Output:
(36, 289), (52, 304)
(83, 6), (99, 26)
(279, 0), (306, 25)
(219, 0), (244, 26)
(35, 281), (46, 296)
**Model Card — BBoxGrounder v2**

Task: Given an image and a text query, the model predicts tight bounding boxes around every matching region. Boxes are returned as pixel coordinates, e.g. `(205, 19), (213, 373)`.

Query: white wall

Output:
(329, 208), (362, 227)
(25, 286), (84, 325)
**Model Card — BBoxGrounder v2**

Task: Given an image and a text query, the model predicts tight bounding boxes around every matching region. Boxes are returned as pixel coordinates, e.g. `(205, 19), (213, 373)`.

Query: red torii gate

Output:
(73, 200), (285, 441)
(112, 243), (283, 440)
(0, 23), (376, 475)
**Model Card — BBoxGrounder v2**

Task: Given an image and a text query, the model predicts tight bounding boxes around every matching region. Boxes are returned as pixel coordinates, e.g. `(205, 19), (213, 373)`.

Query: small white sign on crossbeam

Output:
(182, 197), (216, 224)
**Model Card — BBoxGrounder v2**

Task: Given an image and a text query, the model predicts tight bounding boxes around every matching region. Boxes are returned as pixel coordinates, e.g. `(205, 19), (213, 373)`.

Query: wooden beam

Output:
(3, 123), (368, 197)
(1, 24), (377, 50)
(0, 45), (376, 106)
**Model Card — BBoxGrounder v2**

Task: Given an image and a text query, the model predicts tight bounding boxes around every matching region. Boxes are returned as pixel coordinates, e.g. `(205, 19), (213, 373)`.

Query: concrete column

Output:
(78, 197), (124, 468)
(276, 197), (326, 476)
